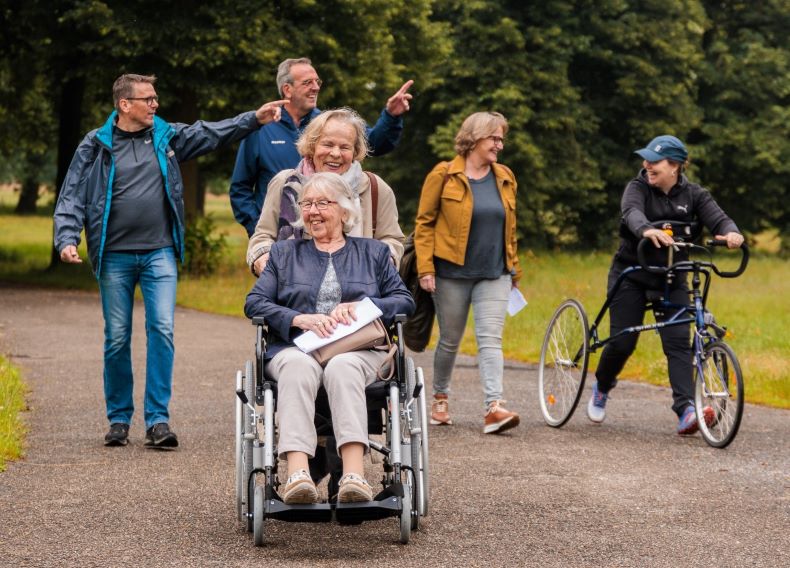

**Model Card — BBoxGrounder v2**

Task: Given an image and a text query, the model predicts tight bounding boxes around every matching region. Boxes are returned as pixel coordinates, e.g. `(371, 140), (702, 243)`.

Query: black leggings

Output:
(594, 265), (693, 417)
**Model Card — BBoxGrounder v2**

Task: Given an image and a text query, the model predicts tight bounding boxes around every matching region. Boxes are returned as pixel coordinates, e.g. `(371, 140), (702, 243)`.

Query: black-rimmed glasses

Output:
(126, 96), (159, 107)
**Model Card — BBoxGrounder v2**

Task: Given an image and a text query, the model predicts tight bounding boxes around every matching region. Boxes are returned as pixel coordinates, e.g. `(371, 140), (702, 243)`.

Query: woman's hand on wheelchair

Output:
(642, 228), (675, 248)
(293, 313), (339, 338)
(715, 232), (745, 249)
(329, 302), (359, 326)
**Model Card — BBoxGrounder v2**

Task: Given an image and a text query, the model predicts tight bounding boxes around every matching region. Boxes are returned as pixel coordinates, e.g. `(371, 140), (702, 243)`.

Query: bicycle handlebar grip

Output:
(704, 241), (749, 278)
(636, 238), (669, 274)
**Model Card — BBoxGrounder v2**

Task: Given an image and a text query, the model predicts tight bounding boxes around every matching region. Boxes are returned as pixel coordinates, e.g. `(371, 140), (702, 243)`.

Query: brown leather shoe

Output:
(430, 394), (453, 425)
(484, 400), (520, 434)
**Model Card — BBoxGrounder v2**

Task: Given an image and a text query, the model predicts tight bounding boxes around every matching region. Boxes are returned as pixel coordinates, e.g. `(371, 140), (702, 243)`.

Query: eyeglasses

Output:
(126, 96), (159, 107)
(295, 78), (322, 88)
(486, 135), (505, 146)
(297, 199), (337, 210)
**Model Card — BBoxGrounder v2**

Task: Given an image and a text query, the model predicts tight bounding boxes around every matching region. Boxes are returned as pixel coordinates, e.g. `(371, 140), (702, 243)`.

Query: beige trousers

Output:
(268, 347), (387, 459)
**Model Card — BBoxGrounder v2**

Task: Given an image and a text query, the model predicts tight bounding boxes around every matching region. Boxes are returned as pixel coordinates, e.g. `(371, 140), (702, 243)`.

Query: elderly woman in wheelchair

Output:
(243, 172), (417, 510)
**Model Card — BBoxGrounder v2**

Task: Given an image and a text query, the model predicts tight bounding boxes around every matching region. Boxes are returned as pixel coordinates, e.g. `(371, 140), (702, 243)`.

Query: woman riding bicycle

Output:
(587, 135), (744, 435)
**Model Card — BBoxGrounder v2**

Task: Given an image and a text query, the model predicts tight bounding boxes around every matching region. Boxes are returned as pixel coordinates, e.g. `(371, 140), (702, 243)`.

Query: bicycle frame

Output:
(586, 241), (746, 363)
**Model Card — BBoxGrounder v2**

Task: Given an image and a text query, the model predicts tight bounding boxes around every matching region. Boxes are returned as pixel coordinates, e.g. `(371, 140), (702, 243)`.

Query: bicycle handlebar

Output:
(636, 238), (749, 278)
(704, 240), (750, 277)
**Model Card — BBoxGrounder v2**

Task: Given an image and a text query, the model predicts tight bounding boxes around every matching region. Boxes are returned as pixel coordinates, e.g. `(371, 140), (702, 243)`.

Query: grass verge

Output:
(0, 355), (27, 471)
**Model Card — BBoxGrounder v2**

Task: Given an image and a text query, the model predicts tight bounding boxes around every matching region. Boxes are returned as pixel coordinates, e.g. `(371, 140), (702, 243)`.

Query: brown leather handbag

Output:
(311, 318), (391, 367)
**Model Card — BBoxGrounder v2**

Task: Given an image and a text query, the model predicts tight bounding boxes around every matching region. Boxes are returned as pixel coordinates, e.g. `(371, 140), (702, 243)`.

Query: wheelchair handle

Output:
(705, 240), (749, 278)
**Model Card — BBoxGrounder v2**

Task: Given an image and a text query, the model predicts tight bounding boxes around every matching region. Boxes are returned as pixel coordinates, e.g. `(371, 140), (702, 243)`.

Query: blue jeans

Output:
(99, 248), (178, 429)
(432, 274), (512, 408)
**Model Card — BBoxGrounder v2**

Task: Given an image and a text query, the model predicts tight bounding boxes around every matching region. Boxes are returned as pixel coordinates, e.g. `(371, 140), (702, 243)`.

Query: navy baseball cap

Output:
(635, 135), (688, 163)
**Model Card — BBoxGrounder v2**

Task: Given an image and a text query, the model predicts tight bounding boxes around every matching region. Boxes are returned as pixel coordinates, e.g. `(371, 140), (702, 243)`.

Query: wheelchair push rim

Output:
(538, 299), (590, 427)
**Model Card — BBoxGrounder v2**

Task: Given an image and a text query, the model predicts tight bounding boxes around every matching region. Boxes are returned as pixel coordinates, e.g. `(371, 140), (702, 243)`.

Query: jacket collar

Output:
(95, 111), (173, 150)
(281, 107), (322, 131)
(447, 154), (510, 184)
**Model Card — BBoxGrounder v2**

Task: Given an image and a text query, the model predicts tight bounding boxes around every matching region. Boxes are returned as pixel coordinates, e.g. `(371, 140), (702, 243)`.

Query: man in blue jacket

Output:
(229, 57), (413, 236)
(54, 73), (285, 449)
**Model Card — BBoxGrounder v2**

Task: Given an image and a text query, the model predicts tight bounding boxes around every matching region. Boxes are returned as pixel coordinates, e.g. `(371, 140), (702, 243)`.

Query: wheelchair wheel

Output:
(253, 485), (265, 546)
(695, 341), (744, 448)
(414, 365), (430, 517)
(235, 370), (244, 522)
(400, 482), (412, 544)
(538, 299), (590, 427)
(242, 360), (255, 531)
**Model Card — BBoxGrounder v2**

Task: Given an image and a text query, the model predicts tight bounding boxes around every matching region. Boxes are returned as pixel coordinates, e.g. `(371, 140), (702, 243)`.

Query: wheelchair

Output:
(234, 314), (430, 545)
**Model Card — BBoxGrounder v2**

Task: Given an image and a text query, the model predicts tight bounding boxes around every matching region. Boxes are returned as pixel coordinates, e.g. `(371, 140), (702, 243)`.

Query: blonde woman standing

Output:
(414, 111), (522, 434)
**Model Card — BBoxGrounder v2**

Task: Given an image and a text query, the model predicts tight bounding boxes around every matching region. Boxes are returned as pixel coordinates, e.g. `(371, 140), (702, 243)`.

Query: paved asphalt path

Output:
(0, 287), (787, 568)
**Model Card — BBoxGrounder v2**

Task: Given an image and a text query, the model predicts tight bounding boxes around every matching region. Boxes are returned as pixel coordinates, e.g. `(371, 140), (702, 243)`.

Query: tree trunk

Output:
(48, 75), (85, 269)
(14, 164), (39, 215)
(171, 86), (202, 221)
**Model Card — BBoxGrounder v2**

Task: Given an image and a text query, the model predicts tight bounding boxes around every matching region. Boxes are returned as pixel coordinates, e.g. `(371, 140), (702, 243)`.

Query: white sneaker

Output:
(586, 381), (608, 423)
(283, 469), (319, 504)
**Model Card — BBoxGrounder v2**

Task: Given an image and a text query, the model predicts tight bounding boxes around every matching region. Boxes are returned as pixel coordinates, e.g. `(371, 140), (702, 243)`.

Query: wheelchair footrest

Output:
(264, 500), (334, 523)
(335, 495), (400, 525)
(262, 493), (402, 524)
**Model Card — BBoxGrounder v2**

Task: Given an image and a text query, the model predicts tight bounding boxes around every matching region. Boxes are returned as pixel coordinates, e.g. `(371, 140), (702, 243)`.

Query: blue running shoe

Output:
(677, 404), (699, 435)
(586, 381), (608, 423)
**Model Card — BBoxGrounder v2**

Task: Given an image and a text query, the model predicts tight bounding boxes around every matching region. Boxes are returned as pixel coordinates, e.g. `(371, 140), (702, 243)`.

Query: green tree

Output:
(696, 0), (790, 250)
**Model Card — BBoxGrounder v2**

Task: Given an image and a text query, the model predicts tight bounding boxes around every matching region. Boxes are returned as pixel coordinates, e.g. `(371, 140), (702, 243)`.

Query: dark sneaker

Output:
(104, 423), (129, 447)
(144, 423), (179, 449)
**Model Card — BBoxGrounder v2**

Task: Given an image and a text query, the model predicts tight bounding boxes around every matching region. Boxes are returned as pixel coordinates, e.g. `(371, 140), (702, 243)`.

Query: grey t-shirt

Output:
(435, 169), (506, 279)
(104, 126), (174, 252)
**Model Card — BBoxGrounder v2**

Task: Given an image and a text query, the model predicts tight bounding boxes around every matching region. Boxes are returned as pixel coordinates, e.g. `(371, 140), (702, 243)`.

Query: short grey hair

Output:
(276, 57), (313, 97)
(112, 73), (156, 109)
(292, 172), (362, 233)
(296, 108), (369, 162)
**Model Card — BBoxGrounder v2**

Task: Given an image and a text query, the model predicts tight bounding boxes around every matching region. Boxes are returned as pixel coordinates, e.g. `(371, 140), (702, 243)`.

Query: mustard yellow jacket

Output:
(414, 155), (522, 281)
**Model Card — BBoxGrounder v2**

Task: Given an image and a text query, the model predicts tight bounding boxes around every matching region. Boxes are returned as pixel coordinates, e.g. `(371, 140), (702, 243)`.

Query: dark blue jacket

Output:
(53, 110), (261, 278)
(229, 107), (404, 236)
(244, 237), (415, 360)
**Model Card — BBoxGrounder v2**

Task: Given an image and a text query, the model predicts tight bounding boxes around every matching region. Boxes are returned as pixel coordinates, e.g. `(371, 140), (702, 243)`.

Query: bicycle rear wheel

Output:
(695, 341), (744, 448)
(538, 299), (590, 427)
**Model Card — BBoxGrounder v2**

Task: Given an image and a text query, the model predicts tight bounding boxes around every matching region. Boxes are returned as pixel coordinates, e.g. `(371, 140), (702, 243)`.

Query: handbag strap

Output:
(376, 344), (398, 380)
(365, 171), (378, 235)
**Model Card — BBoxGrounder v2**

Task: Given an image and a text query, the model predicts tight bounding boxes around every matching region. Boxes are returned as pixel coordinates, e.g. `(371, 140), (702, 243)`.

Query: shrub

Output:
(182, 215), (227, 277)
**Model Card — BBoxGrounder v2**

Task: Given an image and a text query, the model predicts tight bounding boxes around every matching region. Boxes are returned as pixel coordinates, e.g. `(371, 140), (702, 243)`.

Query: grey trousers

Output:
(268, 347), (387, 459)
(432, 274), (512, 407)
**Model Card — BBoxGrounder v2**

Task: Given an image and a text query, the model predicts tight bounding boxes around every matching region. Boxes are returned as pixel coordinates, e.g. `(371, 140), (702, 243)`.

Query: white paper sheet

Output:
(507, 287), (528, 316)
(293, 297), (384, 354)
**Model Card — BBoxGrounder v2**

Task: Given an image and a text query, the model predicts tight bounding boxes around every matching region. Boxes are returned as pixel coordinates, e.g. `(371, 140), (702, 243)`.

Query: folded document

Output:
(294, 297), (383, 354)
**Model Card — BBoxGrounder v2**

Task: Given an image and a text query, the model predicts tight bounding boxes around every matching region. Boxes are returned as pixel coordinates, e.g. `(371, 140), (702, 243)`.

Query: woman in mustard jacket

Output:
(414, 111), (522, 434)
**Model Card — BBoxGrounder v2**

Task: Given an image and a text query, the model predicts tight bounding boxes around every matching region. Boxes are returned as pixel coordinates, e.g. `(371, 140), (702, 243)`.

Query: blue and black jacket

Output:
(54, 110), (260, 278)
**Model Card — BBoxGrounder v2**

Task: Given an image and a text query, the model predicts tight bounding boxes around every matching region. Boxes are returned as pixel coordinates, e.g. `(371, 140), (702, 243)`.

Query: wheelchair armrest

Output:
(252, 316), (266, 326)
(394, 314), (409, 324)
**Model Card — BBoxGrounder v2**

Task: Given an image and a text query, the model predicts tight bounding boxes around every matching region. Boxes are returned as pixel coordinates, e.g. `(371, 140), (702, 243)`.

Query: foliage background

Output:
(1, 0), (787, 250)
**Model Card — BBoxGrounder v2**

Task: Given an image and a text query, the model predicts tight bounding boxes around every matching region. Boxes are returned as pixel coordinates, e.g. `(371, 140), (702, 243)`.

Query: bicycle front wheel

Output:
(538, 299), (590, 427)
(695, 341), (744, 448)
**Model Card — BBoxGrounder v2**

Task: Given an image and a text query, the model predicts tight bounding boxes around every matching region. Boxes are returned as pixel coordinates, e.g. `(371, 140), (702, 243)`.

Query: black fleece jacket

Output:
(615, 169), (739, 265)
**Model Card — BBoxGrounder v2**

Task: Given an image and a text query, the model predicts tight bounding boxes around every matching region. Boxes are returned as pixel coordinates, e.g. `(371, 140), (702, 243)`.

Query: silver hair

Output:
(276, 57), (313, 97)
(292, 172), (362, 233)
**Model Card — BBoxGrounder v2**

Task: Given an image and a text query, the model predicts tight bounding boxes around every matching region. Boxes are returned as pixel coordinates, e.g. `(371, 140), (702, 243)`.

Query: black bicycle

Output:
(538, 228), (748, 448)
